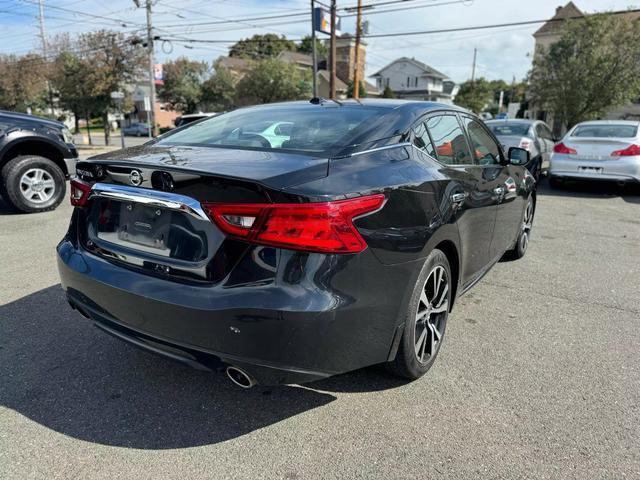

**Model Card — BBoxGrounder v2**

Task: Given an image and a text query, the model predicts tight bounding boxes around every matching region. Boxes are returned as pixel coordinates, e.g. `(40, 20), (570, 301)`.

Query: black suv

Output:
(0, 110), (78, 213)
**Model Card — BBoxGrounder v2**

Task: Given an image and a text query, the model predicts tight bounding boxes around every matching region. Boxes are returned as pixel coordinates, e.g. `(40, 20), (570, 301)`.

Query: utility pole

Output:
(470, 47), (477, 83)
(469, 47), (477, 101)
(329, 0), (337, 99)
(311, 0), (318, 98)
(352, 0), (363, 100)
(136, 0), (157, 137)
(38, 0), (54, 115)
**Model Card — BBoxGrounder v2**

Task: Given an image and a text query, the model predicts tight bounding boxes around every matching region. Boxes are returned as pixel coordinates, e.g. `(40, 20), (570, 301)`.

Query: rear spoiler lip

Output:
(88, 182), (210, 221)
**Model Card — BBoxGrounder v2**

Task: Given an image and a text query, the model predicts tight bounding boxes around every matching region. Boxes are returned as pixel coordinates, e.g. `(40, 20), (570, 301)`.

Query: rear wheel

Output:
(388, 249), (451, 380)
(0, 155), (66, 213)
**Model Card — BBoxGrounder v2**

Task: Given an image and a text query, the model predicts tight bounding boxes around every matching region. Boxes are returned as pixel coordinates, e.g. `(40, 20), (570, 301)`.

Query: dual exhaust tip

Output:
(225, 366), (256, 389)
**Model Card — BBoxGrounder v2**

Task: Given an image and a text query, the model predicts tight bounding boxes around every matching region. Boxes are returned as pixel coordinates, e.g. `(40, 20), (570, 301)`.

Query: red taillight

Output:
(611, 144), (640, 156)
(202, 194), (386, 254)
(553, 142), (577, 155)
(70, 178), (92, 207)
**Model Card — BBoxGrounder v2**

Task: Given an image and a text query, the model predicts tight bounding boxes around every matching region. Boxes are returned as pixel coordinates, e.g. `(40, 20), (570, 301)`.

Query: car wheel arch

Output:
(0, 138), (67, 176)
(433, 239), (459, 311)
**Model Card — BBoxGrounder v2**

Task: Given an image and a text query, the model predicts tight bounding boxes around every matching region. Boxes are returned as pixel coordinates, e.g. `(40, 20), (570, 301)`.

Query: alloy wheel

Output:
(414, 265), (448, 363)
(19, 168), (56, 204)
(520, 199), (534, 252)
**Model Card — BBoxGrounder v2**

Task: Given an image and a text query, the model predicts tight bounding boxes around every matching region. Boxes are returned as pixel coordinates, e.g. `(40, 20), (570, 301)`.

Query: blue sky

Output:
(0, 0), (637, 83)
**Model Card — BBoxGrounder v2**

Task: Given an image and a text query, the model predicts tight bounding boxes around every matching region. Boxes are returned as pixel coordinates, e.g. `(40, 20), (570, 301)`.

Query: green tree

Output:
(59, 30), (145, 145)
(235, 58), (311, 105)
(297, 35), (327, 58)
(530, 12), (640, 128)
(381, 85), (395, 98)
(201, 61), (236, 111)
(346, 80), (367, 98)
(160, 57), (209, 113)
(0, 54), (48, 112)
(454, 77), (493, 113)
(50, 50), (93, 135)
(229, 34), (296, 60)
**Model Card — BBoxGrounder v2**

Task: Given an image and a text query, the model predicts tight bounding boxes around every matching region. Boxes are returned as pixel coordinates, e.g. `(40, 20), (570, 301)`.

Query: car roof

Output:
(573, 120), (640, 126)
(0, 110), (65, 128)
(485, 119), (536, 125)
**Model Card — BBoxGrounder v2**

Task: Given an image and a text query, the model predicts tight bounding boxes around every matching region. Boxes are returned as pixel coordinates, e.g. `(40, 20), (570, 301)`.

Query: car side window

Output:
(462, 117), (501, 165)
(425, 115), (473, 165)
(541, 124), (553, 140)
(412, 121), (436, 158)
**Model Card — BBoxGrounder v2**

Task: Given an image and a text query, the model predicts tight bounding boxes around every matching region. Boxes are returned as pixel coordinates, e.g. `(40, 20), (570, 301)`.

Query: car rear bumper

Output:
(549, 155), (640, 182)
(57, 238), (415, 385)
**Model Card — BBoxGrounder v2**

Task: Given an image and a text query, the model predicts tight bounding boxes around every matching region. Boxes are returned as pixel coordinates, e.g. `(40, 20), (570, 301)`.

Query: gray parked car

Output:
(122, 122), (150, 137)
(549, 120), (640, 187)
(486, 119), (555, 180)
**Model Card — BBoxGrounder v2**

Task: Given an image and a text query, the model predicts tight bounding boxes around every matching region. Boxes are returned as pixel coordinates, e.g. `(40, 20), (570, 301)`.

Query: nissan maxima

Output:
(57, 99), (536, 387)
(549, 120), (640, 187)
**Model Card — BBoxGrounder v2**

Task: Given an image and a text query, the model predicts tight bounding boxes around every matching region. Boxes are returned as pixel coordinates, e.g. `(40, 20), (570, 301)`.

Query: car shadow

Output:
(0, 285), (337, 449)
(537, 175), (640, 203)
(0, 285), (406, 449)
(0, 197), (15, 215)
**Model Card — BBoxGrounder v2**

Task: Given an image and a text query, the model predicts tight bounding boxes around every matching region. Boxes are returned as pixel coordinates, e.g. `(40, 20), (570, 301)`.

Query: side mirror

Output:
(508, 147), (530, 166)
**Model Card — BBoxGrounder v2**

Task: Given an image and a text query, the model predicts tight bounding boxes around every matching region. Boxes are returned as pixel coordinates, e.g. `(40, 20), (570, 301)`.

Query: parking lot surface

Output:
(1, 179), (639, 479)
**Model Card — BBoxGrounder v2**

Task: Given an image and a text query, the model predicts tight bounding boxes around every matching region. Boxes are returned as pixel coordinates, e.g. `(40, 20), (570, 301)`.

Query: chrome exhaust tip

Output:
(226, 366), (256, 389)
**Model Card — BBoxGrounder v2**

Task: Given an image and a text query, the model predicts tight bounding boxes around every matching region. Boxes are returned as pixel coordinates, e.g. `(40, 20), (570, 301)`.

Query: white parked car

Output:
(549, 120), (640, 187)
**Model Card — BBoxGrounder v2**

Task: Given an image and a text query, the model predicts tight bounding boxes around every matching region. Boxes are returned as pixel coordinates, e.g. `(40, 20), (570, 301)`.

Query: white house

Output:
(370, 57), (457, 104)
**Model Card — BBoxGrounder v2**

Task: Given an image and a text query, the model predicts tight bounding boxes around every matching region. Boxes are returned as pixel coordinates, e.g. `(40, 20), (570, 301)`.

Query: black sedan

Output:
(58, 99), (536, 387)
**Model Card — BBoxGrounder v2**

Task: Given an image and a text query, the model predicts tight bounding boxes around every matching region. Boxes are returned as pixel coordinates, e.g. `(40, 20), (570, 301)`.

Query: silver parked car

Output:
(549, 120), (640, 186)
(486, 119), (556, 180)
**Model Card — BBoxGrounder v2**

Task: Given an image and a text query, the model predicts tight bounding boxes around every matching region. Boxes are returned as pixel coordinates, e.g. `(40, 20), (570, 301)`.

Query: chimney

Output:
(556, 6), (562, 13)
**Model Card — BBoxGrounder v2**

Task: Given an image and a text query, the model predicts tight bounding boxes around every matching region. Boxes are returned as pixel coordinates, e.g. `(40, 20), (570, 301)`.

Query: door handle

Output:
(450, 192), (468, 204)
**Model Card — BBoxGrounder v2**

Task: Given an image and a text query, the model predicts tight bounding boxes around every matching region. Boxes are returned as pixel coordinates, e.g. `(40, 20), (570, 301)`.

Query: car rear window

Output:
(158, 104), (387, 155)
(572, 125), (638, 138)
(487, 123), (531, 137)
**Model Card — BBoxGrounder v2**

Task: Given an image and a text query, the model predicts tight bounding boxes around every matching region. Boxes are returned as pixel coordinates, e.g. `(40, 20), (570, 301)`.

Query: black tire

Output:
(0, 155), (66, 213)
(388, 248), (451, 380)
(508, 196), (535, 260)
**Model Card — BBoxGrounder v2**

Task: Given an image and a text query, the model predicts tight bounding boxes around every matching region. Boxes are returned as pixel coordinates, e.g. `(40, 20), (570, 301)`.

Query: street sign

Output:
(143, 96), (151, 112)
(110, 91), (125, 100)
(314, 7), (340, 35)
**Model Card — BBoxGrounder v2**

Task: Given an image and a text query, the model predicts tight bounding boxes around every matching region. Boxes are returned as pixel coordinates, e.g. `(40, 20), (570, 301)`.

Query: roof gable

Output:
(534, 1), (584, 37)
(371, 57), (448, 79)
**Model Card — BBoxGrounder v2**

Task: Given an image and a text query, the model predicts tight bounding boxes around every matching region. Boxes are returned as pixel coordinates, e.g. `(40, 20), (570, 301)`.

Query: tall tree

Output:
(234, 58), (311, 106)
(297, 35), (327, 58)
(454, 77), (493, 113)
(159, 57), (209, 113)
(530, 12), (640, 128)
(50, 50), (93, 134)
(64, 30), (146, 145)
(201, 61), (236, 111)
(0, 54), (48, 112)
(229, 34), (296, 60)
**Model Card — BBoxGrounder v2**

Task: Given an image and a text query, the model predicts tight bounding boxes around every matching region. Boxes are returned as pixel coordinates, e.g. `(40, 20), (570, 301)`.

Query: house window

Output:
(414, 77), (418, 87)
(386, 78), (390, 87)
(407, 76), (410, 87)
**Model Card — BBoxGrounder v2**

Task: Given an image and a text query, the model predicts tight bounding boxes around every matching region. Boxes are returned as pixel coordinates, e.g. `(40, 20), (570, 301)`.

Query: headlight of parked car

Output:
(61, 127), (75, 144)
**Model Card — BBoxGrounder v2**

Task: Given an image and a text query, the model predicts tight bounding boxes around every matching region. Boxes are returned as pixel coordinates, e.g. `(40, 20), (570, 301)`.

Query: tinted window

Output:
(487, 123), (531, 137)
(412, 121), (436, 158)
(463, 117), (501, 165)
(159, 105), (386, 155)
(425, 115), (472, 165)
(572, 124), (638, 138)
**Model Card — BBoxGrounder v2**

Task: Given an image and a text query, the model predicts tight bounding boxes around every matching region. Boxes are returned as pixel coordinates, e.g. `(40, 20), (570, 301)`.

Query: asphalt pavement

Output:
(1, 178), (639, 479)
